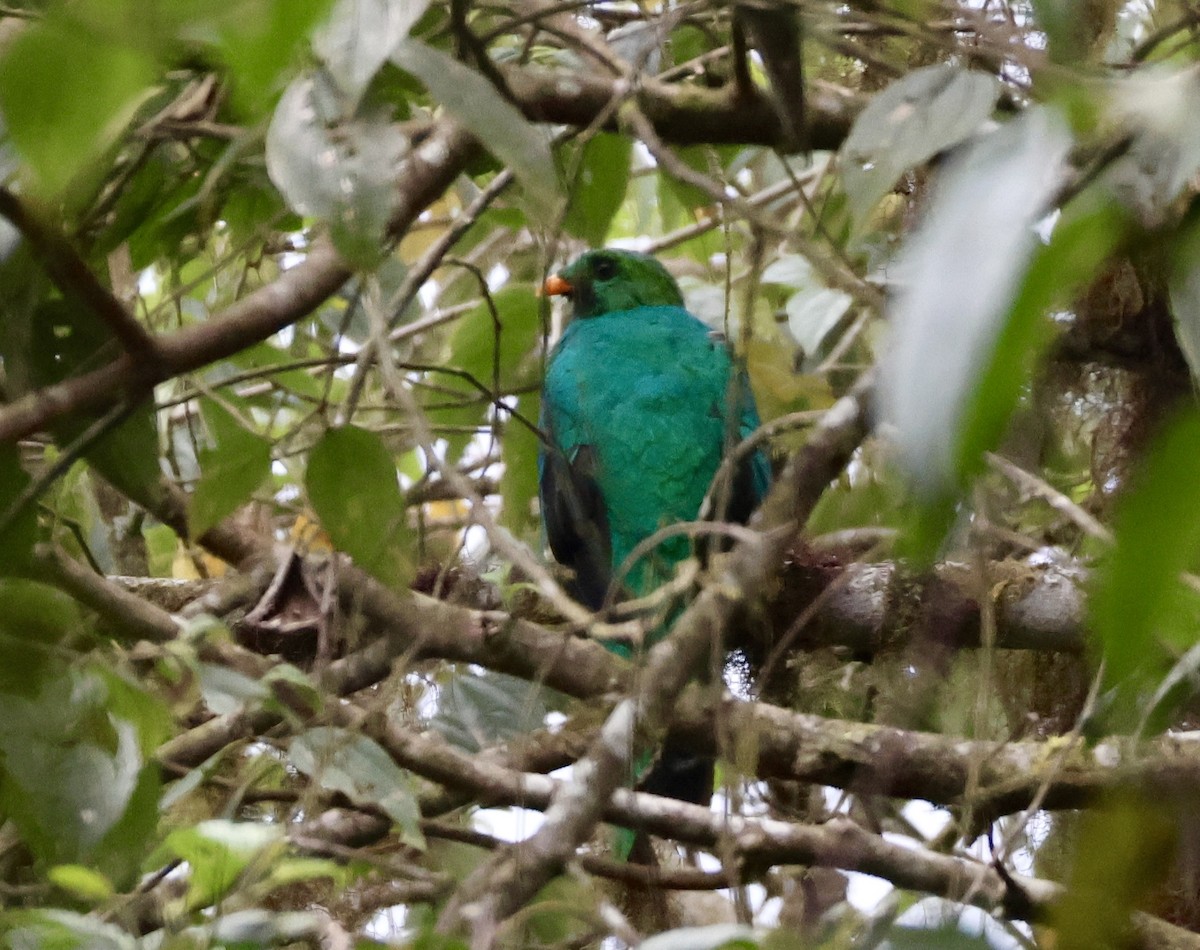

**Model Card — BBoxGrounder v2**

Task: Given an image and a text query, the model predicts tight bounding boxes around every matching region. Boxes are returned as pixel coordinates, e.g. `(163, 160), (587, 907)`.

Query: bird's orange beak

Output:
(541, 274), (573, 297)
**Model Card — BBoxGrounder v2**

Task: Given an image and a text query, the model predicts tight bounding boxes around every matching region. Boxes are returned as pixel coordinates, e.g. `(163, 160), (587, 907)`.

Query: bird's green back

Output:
(545, 305), (745, 602)
(538, 248), (771, 856)
(541, 250), (769, 633)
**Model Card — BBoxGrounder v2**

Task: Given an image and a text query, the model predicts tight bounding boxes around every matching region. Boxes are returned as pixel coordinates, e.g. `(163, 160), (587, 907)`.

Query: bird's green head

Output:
(543, 249), (684, 319)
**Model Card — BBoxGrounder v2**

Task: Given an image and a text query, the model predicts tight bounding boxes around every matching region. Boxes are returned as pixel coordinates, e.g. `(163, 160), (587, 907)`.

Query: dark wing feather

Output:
(726, 444), (772, 525)
(539, 444), (613, 610)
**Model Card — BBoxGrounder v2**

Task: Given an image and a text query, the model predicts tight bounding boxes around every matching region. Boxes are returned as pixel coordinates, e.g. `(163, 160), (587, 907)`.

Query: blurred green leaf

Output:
(1090, 409), (1200, 692)
(0, 2), (157, 198)
(562, 134), (632, 246)
(0, 445), (37, 576)
(0, 580), (82, 692)
(267, 72), (409, 267)
(0, 677), (147, 868)
(29, 300), (163, 510)
(392, 39), (564, 226)
(265, 855), (356, 891)
(1170, 211), (1200, 382)
(880, 106), (1072, 498)
(1102, 70), (1200, 227)
(841, 65), (999, 231)
(143, 522), (178, 577)
(198, 662), (273, 715)
(214, 0), (335, 118)
(638, 924), (757, 950)
(190, 401), (272, 536)
(315, 0), (430, 105)
(290, 726), (425, 848)
(880, 923), (993, 948)
(0, 910), (137, 950)
(785, 287), (852, 368)
(161, 819), (285, 909)
(48, 864), (117, 903)
(1052, 792), (1175, 950)
(220, 342), (323, 400)
(956, 197), (1128, 477)
(306, 425), (412, 586)
(657, 145), (726, 213)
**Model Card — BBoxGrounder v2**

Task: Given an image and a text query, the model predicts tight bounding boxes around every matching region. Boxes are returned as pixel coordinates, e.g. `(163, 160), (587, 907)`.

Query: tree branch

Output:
(498, 62), (858, 150)
(0, 123), (478, 447)
(0, 186), (160, 365)
(319, 700), (1200, 949)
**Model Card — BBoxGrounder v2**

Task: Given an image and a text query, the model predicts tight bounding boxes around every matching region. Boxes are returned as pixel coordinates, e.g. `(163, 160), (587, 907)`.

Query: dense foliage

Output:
(2, 0), (1200, 947)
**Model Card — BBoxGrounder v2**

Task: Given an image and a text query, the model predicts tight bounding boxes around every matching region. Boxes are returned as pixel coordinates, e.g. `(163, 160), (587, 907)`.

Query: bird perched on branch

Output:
(538, 248), (770, 858)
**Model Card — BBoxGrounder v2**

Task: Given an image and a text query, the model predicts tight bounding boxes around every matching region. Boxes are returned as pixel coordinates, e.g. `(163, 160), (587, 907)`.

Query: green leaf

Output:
(263, 663), (323, 715)
(1101, 70), (1200, 227)
(267, 72), (409, 267)
(0, 680), (145, 866)
(29, 300), (163, 511)
(265, 856), (355, 891)
(220, 342), (323, 400)
(446, 286), (541, 390)
(431, 669), (548, 753)
(784, 287), (852, 367)
(198, 662), (273, 715)
(305, 425), (412, 586)
(0, 445), (37, 577)
(314, 0), (431, 106)
(880, 106), (1072, 498)
(48, 864), (116, 903)
(0, 909), (136, 950)
(0, 580), (82, 692)
(841, 64), (999, 231)
(392, 39), (564, 226)
(0, 2), (157, 198)
(432, 285), (541, 461)
(290, 726), (425, 849)
(499, 393), (541, 535)
(1052, 793), (1175, 948)
(190, 401), (272, 537)
(1169, 213), (1200, 383)
(562, 134), (632, 246)
(1090, 409), (1200, 692)
(657, 145), (722, 213)
(143, 522), (177, 577)
(956, 197), (1127, 476)
(638, 924), (757, 950)
(880, 923), (994, 949)
(161, 819), (285, 909)
(213, 0), (336, 118)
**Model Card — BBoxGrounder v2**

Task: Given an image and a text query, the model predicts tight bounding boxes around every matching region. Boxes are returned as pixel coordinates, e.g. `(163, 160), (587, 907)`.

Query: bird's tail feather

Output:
(614, 737), (713, 863)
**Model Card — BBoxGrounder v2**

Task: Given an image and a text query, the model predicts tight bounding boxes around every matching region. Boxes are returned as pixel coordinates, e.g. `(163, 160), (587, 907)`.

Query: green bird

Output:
(539, 248), (770, 854)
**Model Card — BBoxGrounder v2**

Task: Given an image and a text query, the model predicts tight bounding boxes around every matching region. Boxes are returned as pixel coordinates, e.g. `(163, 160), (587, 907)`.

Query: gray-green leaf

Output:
(266, 72), (408, 266)
(880, 106), (1072, 496)
(392, 39), (563, 225)
(841, 64), (1000, 230)
(315, 0), (431, 105)
(290, 726), (425, 848)
(1171, 219), (1200, 382)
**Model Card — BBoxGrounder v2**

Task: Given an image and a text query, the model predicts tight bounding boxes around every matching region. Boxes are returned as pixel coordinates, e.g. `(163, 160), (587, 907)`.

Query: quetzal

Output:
(538, 248), (771, 854)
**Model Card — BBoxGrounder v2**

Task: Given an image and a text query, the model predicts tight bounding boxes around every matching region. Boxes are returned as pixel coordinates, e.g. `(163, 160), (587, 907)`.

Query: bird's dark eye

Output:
(592, 257), (617, 280)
